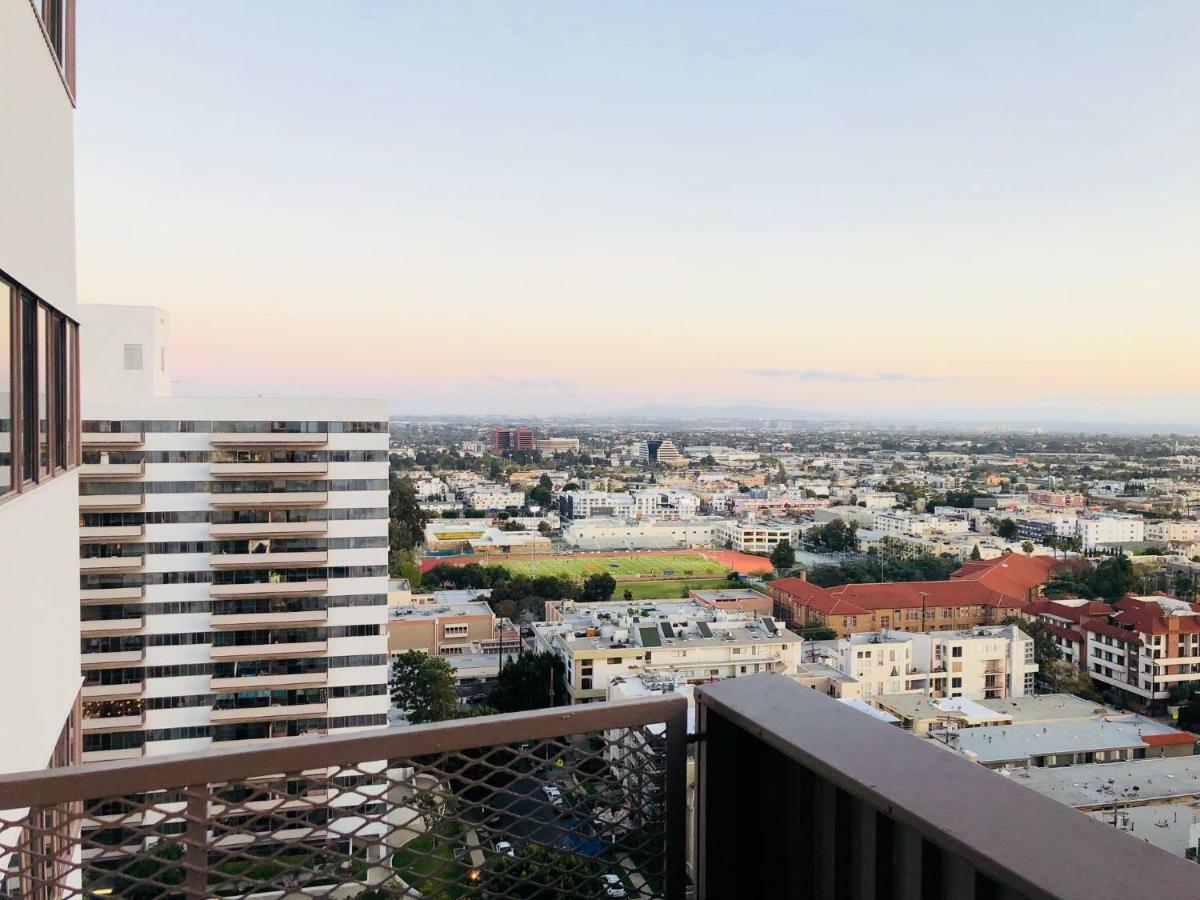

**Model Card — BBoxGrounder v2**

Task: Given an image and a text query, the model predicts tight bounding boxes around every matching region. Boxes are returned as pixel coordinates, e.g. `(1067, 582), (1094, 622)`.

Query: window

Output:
(0, 279), (78, 498)
(951, 646), (963, 658)
(0, 280), (10, 495)
(123, 343), (143, 371)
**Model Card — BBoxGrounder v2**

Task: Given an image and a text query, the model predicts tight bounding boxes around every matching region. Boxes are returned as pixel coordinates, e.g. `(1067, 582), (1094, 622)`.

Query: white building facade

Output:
(0, 2), (83, 780)
(77, 306), (390, 761)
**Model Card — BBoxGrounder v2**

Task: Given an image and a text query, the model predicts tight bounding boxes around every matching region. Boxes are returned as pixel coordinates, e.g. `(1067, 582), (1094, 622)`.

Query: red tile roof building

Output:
(770, 555), (1059, 637)
(1080, 595), (1200, 708)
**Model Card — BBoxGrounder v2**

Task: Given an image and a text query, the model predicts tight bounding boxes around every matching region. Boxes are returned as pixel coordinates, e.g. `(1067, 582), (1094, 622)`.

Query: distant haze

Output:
(75, 3), (1199, 427)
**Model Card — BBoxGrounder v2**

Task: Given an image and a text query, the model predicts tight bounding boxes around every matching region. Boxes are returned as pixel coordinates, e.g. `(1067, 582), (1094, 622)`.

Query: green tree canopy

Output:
(391, 651), (459, 724)
(488, 652), (567, 713)
(771, 539), (797, 570)
(581, 572), (617, 601)
(388, 474), (428, 572)
(996, 518), (1018, 540)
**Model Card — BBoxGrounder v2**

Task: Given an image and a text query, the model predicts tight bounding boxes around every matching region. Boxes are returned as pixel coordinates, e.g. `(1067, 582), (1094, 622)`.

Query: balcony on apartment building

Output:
(1, 676), (1194, 899)
(80, 607), (145, 636)
(210, 570), (329, 600)
(210, 518), (329, 539)
(210, 628), (328, 661)
(210, 549), (329, 570)
(209, 490), (329, 508)
(209, 431), (329, 449)
(210, 689), (329, 725)
(210, 461), (329, 478)
(80, 460), (146, 480)
(80, 524), (145, 542)
(82, 431), (145, 449)
(79, 492), (145, 510)
(79, 551), (145, 574)
(81, 700), (146, 735)
(81, 673), (146, 702)
(210, 596), (329, 630)
(210, 661), (329, 693)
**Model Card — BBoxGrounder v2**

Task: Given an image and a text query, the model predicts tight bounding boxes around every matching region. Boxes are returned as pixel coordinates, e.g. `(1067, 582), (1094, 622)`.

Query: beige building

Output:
(535, 599), (802, 703)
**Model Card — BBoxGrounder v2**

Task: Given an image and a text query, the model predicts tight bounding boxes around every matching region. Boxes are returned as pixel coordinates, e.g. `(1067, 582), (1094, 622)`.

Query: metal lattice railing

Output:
(0, 696), (687, 900)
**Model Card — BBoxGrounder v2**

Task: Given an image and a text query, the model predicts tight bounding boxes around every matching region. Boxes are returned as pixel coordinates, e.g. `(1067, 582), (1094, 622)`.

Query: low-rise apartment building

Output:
(713, 518), (800, 554)
(631, 488), (700, 520)
(558, 490), (636, 520)
(1082, 595), (1200, 708)
(1029, 490), (1086, 509)
(1077, 514), (1146, 551)
(811, 625), (1036, 701)
(535, 599), (802, 703)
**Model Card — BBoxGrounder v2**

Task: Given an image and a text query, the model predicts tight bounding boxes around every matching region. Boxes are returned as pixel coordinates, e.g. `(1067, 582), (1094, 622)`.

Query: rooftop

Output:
(1013, 754), (1200, 809)
(977, 693), (1111, 724)
(944, 715), (1189, 766)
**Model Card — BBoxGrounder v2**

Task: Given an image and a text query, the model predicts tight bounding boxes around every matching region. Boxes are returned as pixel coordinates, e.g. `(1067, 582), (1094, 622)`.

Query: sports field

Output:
(489, 553), (728, 580)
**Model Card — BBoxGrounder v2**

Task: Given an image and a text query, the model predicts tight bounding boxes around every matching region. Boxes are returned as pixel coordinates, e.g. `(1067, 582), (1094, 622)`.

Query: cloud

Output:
(484, 375), (579, 391)
(745, 368), (954, 384)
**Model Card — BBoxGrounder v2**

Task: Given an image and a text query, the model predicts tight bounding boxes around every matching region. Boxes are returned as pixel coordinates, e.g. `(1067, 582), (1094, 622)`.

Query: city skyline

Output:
(75, 2), (1198, 425)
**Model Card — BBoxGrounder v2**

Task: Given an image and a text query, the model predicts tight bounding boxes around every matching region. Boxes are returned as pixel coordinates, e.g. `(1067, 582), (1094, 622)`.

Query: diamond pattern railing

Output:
(0, 695), (687, 899)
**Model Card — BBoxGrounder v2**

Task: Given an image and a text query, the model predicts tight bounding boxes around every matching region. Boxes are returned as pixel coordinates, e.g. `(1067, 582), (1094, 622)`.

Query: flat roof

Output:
(977, 693), (1110, 724)
(1013, 754), (1200, 808)
(839, 698), (900, 723)
(947, 716), (1184, 765)
(876, 694), (1012, 725)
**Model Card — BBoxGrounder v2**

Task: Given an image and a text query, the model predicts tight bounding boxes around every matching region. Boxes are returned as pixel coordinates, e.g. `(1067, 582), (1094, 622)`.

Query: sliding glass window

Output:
(0, 275), (78, 497)
(1, 280), (11, 496)
(38, 303), (49, 478)
(20, 293), (37, 484)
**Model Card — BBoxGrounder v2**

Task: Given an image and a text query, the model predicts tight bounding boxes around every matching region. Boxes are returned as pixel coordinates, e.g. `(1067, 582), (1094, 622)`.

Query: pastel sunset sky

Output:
(75, 2), (1199, 425)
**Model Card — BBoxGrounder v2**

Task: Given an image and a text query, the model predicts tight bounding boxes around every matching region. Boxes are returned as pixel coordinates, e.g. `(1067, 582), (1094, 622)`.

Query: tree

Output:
(1091, 554), (1137, 601)
(799, 626), (838, 641)
(771, 539), (796, 570)
(581, 572), (617, 601)
(388, 474), (428, 573)
(996, 518), (1018, 540)
(1174, 571), (1196, 601)
(528, 474), (553, 508)
(537, 521), (552, 535)
(391, 651), (459, 724)
(392, 547), (422, 590)
(969, 544), (983, 561)
(1021, 541), (1035, 556)
(807, 519), (858, 552)
(623, 589), (634, 601)
(488, 652), (567, 712)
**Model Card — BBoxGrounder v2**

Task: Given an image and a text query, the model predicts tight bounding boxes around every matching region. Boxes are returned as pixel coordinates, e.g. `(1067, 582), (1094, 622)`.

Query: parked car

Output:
(494, 840), (515, 857)
(601, 873), (627, 898)
(541, 785), (564, 805)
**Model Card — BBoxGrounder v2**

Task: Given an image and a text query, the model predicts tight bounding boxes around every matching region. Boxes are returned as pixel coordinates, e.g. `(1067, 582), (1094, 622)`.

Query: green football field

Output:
(491, 553), (727, 580)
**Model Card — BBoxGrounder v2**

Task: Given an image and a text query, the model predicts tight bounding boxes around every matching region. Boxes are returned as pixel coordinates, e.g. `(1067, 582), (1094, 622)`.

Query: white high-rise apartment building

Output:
(77, 305), (390, 761)
(0, 2), (82, 783)
(631, 488), (700, 520)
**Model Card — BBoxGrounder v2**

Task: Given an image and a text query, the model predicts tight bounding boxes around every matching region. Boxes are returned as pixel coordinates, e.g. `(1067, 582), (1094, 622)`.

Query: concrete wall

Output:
(0, 1), (76, 311)
(0, 3), (80, 776)
(80, 305), (172, 398)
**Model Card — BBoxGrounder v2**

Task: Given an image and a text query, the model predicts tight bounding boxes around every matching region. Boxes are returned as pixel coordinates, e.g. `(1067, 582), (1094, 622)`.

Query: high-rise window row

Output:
(1, 275), (79, 500)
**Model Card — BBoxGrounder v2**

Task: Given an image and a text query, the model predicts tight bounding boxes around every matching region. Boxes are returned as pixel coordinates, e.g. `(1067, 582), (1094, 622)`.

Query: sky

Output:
(74, 2), (1199, 426)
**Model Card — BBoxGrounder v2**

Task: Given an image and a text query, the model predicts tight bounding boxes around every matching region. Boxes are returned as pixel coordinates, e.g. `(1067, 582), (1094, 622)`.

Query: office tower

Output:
(639, 438), (683, 465)
(0, 1), (82, 782)
(490, 425), (535, 453)
(77, 305), (390, 760)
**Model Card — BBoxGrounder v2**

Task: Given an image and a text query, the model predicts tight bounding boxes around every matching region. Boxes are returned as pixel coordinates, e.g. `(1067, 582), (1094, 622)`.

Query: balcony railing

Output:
(0, 676), (1197, 899)
(0, 696), (686, 899)
(694, 676), (1199, 899)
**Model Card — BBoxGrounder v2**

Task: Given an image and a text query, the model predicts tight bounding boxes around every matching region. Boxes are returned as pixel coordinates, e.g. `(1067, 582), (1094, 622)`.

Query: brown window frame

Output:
(0, 270), (79, 507)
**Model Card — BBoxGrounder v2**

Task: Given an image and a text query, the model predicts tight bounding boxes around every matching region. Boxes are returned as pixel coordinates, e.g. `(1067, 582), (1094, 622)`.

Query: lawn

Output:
(614, 577), (742, 601)
(391, 820), (472, 899)
(491, 553), (727, 580)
